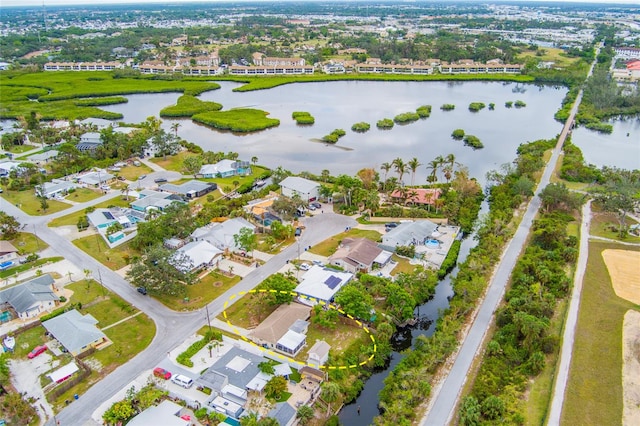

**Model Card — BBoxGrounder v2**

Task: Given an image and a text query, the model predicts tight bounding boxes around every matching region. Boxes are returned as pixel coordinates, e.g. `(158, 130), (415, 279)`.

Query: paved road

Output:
(422, 47), (600, 425)
(2, 192), (354, 425)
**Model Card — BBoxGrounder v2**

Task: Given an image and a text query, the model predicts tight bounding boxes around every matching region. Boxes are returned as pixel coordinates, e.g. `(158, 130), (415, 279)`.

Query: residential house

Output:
(390, 187), (442, 206)
(87, 208), (142, 230)
(329, 237), (392, 273)
(614, 46), (640, 59)
(249, 303), (310, 356)
(0, 161), (23, 177)
(279, 176), (320, 202)
(228, 65), (314, 75)
(0, 274), (59, 320)
(38, 180), (78, 199)
(130, 189), (184, 213)
(199, 160), (251, 178)
(244, 192), (281, 225)
(267, 403), (297, 426)
(128, 400), (190, 426)
(190, 218), (256, 252)
(356, 62), (433, 75)
(379, 220), (438, 252)
(172, 240), (222, 272)
(77, 171), (114, 187)
(0, 241), (18, 263)
(42, 309), (109, 356)
(78, 118), (114, 129)
(307, 340), (330, 367)
(159, 180), (217, 199)
(44, 62), (122, 72)
(29, 150), (59, 164)
(294, 266), (353, 306)
(76, 132), (103, 152)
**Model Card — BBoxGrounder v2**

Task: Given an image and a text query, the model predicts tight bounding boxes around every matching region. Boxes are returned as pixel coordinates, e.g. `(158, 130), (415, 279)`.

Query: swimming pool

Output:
(0, 261), (14, 270)
(424, 239), (440, 249)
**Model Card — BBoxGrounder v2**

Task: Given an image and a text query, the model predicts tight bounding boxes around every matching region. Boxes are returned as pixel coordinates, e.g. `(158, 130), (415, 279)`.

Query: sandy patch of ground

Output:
(623, 310), (640, 426)
(602, 250), (640, 305)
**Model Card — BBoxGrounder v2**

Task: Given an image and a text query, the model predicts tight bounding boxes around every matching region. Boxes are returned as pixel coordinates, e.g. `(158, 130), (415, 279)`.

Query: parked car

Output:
(295, 227), (302, 236)
(138, 175), (147, 180)
(308, 204), (316, 211)
(27, 345), (47, 359)
(311, 202), (322, 209)
(153, 367), (172, 380)
(137, 287), (147, 295)
(299, 263), (311, 271)
(171, 374), (194, 388)
(154, 177), (167, 183)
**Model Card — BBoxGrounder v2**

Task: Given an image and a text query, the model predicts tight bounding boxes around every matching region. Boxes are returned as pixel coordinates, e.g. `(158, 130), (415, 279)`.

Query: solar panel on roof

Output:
(102, 212), (114, 220)
(324, 275), (342, 289)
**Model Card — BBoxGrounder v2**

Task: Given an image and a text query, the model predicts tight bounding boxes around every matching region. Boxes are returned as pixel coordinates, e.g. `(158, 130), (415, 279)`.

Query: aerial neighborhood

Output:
(0, 1), (639, 426)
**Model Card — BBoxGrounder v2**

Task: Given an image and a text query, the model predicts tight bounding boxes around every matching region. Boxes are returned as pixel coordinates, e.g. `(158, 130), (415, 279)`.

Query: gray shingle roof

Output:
(196, 347), (266, 392)
(42, 309), (106, 354)
(0, 274), (57, 314)
(267, 402), (297, 426)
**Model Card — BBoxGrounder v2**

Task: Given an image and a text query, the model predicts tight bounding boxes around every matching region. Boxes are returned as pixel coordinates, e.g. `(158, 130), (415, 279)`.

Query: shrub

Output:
(322, 129), (346, 144)
(192, 108), (280, 133)
(416, 105), (432, 118)
(351, 122), (371, 132)
(488, 103), (495, 110)
(514, 100), (527, 108)
(376, 118), (394, 129)
(394, 112), (420, 123)
(160, 95), (222, 118)
(438, 240), (461, 279)
(452, 129), (465, 139)
(176, 330), (222, 367)
(292, 111), (315, 125)
(584, 121), (613, 133)
(395, 245), (415, 258)
(468, 102), (486, 112)
(505, 101), (513, 108)
(441, 103), (455, 111)
(463, 135), (484, 149)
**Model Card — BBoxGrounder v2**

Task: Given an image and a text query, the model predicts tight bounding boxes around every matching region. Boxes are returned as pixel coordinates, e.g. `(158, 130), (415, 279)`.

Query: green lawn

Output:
(217, 291), (278, 329)
(72, 235), (136, 270)
(10, 325), (48, 358)
(6, 144), (38, 154)
(9, 232), (49, 254)
(48, 197), (131, 227)
(589, 212), (640, 244)
(516, 47), (581, 68)
(150, 151), (194, 172)
(309, 229), (382, 257)
(65, 188), (102, 203)
(117, 164), (153, 181)
(561, 241), (639, 426)
(67, 280), (136, 327)
(154, 270), (241, 310)
(0, 257), (63, 279)
(1, 189), (70, 216)
(389, 254), (417, 276)
(209, 165), (268, 188)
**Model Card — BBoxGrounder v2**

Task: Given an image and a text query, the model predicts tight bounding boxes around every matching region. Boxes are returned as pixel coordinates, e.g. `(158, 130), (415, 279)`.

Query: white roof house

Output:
(128, 400), (189, 426)
(294, 266), (353, 305)
(77, 171), (113, 186)
(172, 240), (222, 272)
(279, 176), (320, 202)
(307, 340), (331, 367)
(0, 161), (23, 176)
(79, 132), (102, 144)
(380, 220), (439, 252)
(39, 180), (78, 199)
(42, 309), (108, 356)
(190, 218), (256, 252)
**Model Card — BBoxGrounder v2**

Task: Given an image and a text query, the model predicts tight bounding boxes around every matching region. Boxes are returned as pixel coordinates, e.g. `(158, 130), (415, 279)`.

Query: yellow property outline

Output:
(222, 289), (376, 370)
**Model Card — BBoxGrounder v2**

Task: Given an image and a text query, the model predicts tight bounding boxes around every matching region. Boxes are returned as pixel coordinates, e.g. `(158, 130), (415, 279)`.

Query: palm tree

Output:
(444, 153), (457, 170)
(442, 164), (453, 183)
(296, 405), (315, 425)
(251, 156), (258, 165)
(407, 157), (421, 186)
(170, 122), (181, 138)
(380, 162), (391, 190)
(407, 189), (419, 206)
(392, 158), (407, 185)
(426, 159), (440, 184)
(321, 382), (341, 417)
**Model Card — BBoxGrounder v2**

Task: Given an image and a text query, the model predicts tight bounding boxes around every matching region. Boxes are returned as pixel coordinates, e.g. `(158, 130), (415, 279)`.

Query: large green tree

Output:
(126, 244), (194, 296)
(590, 169), (640, 238)
(334, 283), (373, 320)
(234, 226), (258, 256)
(0, 212), (21, 240)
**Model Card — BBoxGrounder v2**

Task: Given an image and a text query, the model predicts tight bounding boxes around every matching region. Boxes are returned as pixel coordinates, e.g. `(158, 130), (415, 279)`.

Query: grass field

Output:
(48, 196), (130, 227)
(115, 164), (153, 181)
(217, 291), (279, 329)
(516, 47), (581, 68)
(72, 235), (137, 270)
(0, 257), (63, 279)
(589, 211), (640, 244)
(309, 229), (382, 257)
(1, 189), (70, 216)
(149, 151), (194, 171)
(9, 231), (49, 254)
(65, 188), (103, 203)
(561, 241), (640, 426)
(154, 270), (241, 310)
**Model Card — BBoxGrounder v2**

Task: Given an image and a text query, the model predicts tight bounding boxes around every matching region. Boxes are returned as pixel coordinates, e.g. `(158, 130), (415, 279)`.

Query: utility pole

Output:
(97, 266), (106, 295)
(205, 304), (211, 334)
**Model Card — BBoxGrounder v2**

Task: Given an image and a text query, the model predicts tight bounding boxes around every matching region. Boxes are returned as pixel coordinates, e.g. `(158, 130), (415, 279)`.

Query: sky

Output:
(3, 0), (639, 6)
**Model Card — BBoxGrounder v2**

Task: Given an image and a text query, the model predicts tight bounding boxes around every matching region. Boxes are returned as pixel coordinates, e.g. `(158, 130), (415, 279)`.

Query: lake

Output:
(101, 80), (569, 184)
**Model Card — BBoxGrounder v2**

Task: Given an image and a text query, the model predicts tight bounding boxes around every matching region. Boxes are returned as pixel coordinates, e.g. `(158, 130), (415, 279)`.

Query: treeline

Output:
(459, 199), (581, 424)
(374, 137), (557, 424)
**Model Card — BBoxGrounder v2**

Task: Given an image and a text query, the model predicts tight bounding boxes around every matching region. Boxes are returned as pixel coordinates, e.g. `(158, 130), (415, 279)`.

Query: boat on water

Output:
(3, 335), (15, 351)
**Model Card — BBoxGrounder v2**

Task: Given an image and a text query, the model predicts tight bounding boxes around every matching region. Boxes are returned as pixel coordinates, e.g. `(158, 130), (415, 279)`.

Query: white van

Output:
(171, 374), (193, 389)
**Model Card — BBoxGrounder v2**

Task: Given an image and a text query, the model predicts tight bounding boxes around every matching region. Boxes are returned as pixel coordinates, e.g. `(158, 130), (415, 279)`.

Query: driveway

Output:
(10, 353), (57, 422)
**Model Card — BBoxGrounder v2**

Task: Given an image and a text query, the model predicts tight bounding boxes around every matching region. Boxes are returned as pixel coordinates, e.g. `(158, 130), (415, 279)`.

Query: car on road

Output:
(153, 367), (172, 380)
(28, 345), (47, 359)
(154, 177), (168, 183)
(138, 175), (146, 180)
(295, 227), (302, 236)
(137, 287), (147, 295)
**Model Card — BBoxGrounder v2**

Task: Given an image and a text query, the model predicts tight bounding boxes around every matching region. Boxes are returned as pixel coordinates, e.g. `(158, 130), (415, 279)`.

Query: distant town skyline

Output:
(3, 0), (639, 7)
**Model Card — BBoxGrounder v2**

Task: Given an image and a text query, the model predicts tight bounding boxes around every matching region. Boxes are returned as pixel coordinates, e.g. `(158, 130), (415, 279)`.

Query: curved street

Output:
(2, 190), (355, 425)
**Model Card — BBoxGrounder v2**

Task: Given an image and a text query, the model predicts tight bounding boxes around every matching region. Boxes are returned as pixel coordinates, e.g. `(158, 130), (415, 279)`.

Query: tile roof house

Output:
(159, 180), (217, 199)
(379, 220), (439, 252)
(190, 218), (256, 252)
(199, 160), (251, 178)
(0, 274), (59, 320)
(249, 303), (311, 356)
(42, 309), (109, 356)
(0, 241), (19, 263)
(390, 187), (442, 206)
(279, 176), (320, 202)
(294, 266), (353, 305)
(172, 240), (222, 272)
(329, 237), (392, 273)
